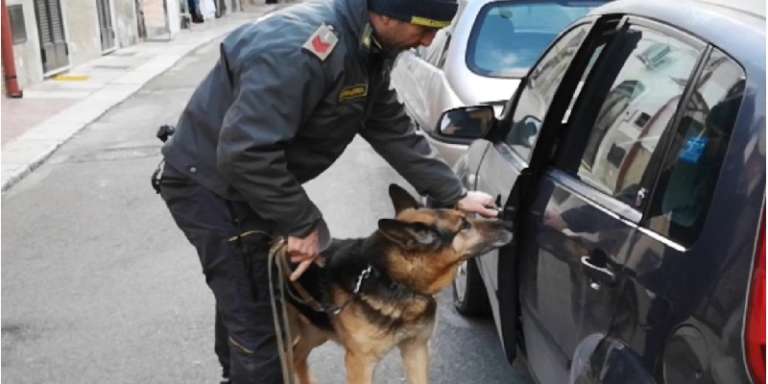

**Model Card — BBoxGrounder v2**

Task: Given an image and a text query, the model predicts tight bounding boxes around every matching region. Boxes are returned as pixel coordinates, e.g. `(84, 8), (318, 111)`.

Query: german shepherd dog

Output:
(285, 184), (513, 384)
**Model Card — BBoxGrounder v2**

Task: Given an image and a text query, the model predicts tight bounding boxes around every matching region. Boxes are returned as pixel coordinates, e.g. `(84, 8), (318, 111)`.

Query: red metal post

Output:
(1, 0), (23, 98)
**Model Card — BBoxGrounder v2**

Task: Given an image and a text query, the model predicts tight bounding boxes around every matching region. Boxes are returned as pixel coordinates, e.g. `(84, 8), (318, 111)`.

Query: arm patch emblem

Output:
(302, 24), (338, 61)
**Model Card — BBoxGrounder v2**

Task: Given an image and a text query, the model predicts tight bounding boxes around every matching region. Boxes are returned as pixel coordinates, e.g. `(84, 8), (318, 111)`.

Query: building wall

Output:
(141, 0), (181, 40)
(168, 0), (181, 36)
(62, 0), (102, 68)
(5, 0), (239, 90)
(6, 0), (141, 89)
(8, 0), (44, 87)
(113, 0), (139, 47)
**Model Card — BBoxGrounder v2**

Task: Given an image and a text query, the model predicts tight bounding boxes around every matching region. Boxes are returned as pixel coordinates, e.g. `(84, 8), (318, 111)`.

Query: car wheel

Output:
(452, 258), (490, 316)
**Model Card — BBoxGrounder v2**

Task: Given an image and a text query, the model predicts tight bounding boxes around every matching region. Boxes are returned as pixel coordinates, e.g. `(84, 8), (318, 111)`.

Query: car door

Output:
(513, 18), (709, 383)
(587, 37), (756, 383)
(472, 19), (601, 340)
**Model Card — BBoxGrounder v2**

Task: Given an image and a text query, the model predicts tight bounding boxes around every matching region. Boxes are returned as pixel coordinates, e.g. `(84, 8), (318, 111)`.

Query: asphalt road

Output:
(2, 30), (532, 383)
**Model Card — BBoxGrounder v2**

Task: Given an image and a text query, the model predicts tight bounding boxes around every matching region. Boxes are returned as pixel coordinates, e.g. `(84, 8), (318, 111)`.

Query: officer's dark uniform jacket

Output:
(162, 0), (466, 239)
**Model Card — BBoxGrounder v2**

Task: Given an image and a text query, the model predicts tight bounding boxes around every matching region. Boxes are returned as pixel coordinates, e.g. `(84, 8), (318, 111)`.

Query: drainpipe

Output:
(1, 0), (23, 98)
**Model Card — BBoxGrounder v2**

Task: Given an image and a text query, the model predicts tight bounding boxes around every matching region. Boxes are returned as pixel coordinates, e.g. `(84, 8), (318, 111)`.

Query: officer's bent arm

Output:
(360, 85), (467, 206)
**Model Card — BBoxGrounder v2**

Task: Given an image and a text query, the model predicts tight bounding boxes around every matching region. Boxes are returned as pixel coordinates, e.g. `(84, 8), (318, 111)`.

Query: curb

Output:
(1, 142), (62, 192)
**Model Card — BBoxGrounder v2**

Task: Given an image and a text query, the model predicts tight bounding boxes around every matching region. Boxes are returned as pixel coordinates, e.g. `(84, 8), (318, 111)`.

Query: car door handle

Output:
(496, 194), (519, 220)
(580, 255), (617, 287)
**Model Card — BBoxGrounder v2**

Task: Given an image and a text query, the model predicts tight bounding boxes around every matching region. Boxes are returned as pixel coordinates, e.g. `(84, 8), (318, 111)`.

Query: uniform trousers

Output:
(159, 163), (284, 384)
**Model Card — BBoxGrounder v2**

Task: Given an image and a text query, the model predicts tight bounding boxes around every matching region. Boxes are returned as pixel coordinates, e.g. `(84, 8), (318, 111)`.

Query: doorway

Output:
(96, 0), (116, 52)
(33, 0), (69, 74)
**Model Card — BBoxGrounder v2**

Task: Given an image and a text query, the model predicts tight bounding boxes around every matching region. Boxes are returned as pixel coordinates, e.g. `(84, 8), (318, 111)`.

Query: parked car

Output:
(433, 0), (766, 382)
(391, 0), (608, 165)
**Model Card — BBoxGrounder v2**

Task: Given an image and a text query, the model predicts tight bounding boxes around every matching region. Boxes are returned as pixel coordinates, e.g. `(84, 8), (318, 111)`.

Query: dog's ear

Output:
(389, 184), (421, 215)
(378, 219), (438, 250)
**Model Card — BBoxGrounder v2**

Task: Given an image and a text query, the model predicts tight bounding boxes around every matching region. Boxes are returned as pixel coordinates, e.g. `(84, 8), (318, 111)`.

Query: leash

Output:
(267, 239), (296, 384)
(229, 231), (373, 317)
(276, 249), (372, 316)
(229, 231), (373, 384)
(225, 231), (297, 384)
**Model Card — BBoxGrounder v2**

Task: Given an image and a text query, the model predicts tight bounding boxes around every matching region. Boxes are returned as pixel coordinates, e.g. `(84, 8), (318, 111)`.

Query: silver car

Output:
(392, 0), (608, 165)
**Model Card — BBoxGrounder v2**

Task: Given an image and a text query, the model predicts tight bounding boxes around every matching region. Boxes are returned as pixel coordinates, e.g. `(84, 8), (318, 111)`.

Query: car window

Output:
(576, 25), (704, 209)
(505, 23), (592, 162)
(645, 49), (745, 246)
(467, 1), (602, 78)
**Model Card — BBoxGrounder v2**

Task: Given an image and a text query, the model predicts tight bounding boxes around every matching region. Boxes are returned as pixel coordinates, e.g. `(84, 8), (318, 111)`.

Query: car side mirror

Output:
(435, 105), (496, 141)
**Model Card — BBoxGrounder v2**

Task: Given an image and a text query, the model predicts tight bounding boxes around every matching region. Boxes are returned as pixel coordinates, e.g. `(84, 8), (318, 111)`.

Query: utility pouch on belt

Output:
(156, 124), (175, 143)
(151, 125), (175, 193)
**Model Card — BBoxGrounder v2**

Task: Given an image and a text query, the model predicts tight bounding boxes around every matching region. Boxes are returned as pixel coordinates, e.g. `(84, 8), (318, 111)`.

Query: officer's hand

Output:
(287, 229), (321, 281)
(456, 191), (498, 218)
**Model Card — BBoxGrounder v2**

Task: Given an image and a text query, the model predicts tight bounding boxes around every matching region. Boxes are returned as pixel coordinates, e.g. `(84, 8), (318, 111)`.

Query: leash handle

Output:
(267, 238), (296, 384)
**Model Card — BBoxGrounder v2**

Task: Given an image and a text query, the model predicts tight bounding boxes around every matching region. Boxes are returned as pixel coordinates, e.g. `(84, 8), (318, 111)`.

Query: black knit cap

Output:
(368, 0), (458, 28)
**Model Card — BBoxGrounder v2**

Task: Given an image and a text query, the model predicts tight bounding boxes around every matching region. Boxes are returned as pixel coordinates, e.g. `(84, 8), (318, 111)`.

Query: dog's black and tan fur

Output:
(286, 184), (512, 384)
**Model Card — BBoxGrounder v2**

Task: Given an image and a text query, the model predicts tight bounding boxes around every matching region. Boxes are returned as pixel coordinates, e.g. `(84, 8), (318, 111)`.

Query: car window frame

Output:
(490, 16), (607, 165)
(550, 16), (711, 226)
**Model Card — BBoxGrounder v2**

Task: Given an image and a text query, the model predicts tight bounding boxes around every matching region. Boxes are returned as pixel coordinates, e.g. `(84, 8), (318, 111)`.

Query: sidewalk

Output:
(0, 4), (278, 192)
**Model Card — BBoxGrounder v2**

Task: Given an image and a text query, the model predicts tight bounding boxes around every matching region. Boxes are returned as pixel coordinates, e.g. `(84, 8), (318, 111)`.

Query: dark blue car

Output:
(432, 0), (766, 382)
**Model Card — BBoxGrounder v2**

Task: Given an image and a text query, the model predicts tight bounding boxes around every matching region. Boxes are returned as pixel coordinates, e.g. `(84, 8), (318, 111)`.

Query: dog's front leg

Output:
(293, 333), (326, 384)
(399, 338), (430, 384)
(345, 351), (376, 384)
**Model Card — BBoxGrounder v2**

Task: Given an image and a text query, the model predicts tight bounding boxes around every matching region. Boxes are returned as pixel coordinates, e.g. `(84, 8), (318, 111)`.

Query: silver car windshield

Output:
(467, 1), (603, 78)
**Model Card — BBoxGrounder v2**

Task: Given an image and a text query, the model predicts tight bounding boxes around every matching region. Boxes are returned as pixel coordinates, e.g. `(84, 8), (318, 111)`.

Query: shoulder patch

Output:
(302, 24), (338, 61)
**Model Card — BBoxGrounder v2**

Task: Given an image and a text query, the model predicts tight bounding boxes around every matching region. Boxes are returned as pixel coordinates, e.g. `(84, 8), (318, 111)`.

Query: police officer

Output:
(156, 0), (499, 382)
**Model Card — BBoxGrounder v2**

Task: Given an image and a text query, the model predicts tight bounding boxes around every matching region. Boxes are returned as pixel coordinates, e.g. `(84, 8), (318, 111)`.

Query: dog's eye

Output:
(460, 218), (471, 231)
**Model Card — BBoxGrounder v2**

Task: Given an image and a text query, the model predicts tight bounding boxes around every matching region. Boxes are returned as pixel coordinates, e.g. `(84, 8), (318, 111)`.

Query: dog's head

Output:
(375, 184), (513, 295)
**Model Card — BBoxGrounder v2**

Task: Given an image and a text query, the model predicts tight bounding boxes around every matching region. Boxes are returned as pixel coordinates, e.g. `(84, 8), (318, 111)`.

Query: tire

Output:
(452, 258), (491, 316)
